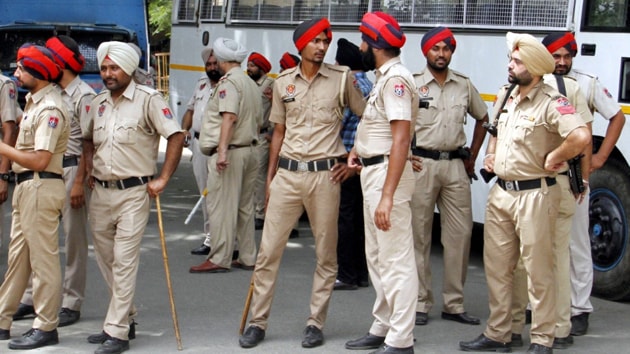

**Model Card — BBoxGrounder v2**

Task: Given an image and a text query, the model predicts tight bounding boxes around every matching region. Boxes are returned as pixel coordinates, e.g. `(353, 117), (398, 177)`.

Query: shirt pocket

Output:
(512, 116), (539, 145)
(18, 116), (35, 147)
(114, 117), (140, 145)
(313, 98), (341, 124)
(418, 100), (440, 126)
(284, 100), (304, 127)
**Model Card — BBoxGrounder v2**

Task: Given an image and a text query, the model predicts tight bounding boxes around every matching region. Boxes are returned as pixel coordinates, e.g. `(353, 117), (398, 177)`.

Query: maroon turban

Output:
(293, 17), (332, 52)
(421, 26), (456, 56)
(359, 12), (406, 49)
(279, 52), (300, 71)
(248, 52), (272, 73)
(17, 44), (62, 82)
(542, 32), (578, 57)
(46, 35), (85, 73)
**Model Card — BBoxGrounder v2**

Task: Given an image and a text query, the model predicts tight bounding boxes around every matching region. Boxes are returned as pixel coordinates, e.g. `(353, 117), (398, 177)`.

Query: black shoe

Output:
(358, 279), (370, 288)
(58, 308), (80, 327)
(345, 333), (385, 350)
(88, 322), (135, 344)
(552, 335), (573, 349)
(459, 334), (511, 352)
(570, 313), (589, 336)
(232, 250), (239, 260)
(527, 343), (553, 353)
(370, 344), (415, 353)
(290, 229), (299, 239)
(95, 338), (130, 354)
(239, 325), (265, 348)
(255, 218), (264, 230)
(8, 328), (59, 350)
(510, 333), (523, 347)
(190, 244), (210, 255)
(525, 309), (532, 324)
(302, 325), (324, 348)
(415, 312), (428, 326)
(334, 279), (358, 291)
(442, 311), (480, 325)
(0, 329), (9, 340)
(12, 303), (35, 320)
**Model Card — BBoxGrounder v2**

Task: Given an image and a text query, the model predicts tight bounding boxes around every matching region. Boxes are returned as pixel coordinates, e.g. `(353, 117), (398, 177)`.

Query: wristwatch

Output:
(0, 173), (9, 182)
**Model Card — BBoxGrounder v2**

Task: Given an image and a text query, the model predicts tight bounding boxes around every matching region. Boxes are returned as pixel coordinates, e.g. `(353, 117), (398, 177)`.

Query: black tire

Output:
(589, 162), (630, 301)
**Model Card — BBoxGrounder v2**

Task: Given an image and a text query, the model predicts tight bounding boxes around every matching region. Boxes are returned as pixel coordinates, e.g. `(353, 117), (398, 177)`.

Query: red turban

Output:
(359, 12), (406, 49)
(17, 44), (62, 82)
(46, 35), (85, 73)
(421, 26), (456, 56)
(293, 17), (332, 52)
(542, 32), (578, 57)
(248, 52), (272, 73)
(279, 52), (300, 71)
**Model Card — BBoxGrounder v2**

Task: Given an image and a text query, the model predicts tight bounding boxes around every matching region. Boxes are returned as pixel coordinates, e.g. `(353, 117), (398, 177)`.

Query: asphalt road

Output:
(0, 145), (628, 354)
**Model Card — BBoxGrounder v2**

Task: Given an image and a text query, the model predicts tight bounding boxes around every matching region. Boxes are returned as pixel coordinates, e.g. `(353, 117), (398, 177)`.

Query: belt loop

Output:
(541, 177), (549, 194)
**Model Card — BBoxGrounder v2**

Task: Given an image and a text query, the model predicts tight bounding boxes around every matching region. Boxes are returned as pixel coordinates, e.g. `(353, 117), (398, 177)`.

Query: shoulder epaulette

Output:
(450, 69), (469, 79)
(276, 66), (297, 79)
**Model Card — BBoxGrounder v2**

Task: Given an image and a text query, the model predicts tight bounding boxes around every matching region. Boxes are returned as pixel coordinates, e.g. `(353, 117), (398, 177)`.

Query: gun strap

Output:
(554, 74), (567, 96)
(493, 83), (517, 126)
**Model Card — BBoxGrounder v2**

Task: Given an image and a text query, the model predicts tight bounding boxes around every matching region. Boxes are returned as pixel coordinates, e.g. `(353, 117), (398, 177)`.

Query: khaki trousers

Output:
(90, 184), (149, 340)
(411, 158), (472, 314)
(570, 188), (593, 316)
(363, 162), (417, 348)
(191, 137), (211, 244)
(483, 181), (560, 347)
(511, 176), (575, 338)
(0, 178), (65, 331)
(248, 168), (339, 330)
(206, 147), (258, 267)
(254, 137), (269, 220)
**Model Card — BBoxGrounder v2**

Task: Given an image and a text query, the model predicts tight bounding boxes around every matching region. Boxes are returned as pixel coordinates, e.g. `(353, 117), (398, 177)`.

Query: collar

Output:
(375, 57), (402, 79)
(28, 83), (56, 105)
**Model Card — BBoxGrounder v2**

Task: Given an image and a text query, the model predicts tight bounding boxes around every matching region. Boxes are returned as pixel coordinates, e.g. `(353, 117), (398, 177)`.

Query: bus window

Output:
(582, 0), (630, 31)
(177, 0), (197, 22)
(200, 0), (224, 21)
(621, 58), (630, 103)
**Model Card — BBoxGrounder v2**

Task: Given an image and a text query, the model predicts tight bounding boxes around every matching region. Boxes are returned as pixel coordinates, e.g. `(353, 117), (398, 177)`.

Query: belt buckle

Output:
(297, 161), (308, 172)
(504, 181), (515, 191)
(439, 151), (450, 160)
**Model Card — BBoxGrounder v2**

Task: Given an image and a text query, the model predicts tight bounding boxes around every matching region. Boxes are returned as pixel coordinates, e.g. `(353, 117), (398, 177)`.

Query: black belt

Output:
(208, 144), (253, 156)
(359, 155), (388, 167)
(278, 157), (337, 172)
(63, 155), (79, 168)
(194, 132), (200, 140)
(559, 171), (569, 176)
(16, 171), (63, 184)
(94, 176), (151, 190)
(412, 148), (461, 160)
(497, 177), (556, 191)
(259, 127), (269, 134)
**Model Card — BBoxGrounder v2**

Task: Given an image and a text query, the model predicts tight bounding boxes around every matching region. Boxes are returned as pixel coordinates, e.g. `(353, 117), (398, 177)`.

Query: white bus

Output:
(169, 0), (630, 300)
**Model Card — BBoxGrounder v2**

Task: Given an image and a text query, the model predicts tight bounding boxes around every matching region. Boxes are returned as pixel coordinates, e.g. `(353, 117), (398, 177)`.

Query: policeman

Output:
(345, 12), (418, 354)
(411, 26), (488, 326)
(83, 41), (184, 354)
(183, 47), (220, 256)
(239, 17), (365, 349)
(0, 71), (18, 251)
(0, 44), (69, 350)
(279, 52), (300, 72)
(542, 32), (626, 337)
(14, 35), (97, 327)
(510, 72), (593, 349)
(189, 37), (261, 273)
(246, 52), (274, 230)
(459, 33), (590, 353)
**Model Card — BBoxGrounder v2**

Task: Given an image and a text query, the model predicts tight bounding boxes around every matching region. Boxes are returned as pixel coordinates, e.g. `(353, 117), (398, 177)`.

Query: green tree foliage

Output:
(149, 0), (172, 38)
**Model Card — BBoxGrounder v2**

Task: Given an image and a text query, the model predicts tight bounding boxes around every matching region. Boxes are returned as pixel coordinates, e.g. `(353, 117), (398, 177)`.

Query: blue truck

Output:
(0, 0), (150, 105)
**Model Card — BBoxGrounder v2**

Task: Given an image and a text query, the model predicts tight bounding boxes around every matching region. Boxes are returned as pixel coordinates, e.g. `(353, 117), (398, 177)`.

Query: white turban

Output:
(212, 37), (248, 63)
(201, 47), (214, 64)
(506, 32), (555, 76)
(97, 41), (140, 76)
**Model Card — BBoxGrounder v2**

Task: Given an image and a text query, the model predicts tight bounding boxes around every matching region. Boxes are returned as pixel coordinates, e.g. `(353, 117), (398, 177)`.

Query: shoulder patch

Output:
(555, 96), (576, 114)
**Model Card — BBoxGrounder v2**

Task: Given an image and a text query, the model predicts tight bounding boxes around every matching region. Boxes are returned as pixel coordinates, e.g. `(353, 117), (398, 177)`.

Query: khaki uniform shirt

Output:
(255, 74), (274, 131)
(199, 67), (262, 154)
(568, 68), (620, 119)
(84, 81), (182, 180)
(59, 76), (96, 156)
(491, 82), (586, 181)
(186, 75), (214, 134)
(0, 74), (18, 125)
(15, 84), (69, 175)
(413, 68), (487, 150)
(271, 63), (366, 161)
(356, 57), (418, 157)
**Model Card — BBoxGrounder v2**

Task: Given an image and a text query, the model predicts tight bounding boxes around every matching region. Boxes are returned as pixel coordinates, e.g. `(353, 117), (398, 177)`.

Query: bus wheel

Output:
(589, 163), (630, 301)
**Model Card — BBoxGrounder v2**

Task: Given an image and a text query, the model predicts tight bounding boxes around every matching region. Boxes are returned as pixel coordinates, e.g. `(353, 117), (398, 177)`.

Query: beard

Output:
(508, 71), (533, 86)
(361, 45), (376, 71)
(206, 69), (222, 82)
(248, 71), (262, 81)
(427, 57), (450, 72)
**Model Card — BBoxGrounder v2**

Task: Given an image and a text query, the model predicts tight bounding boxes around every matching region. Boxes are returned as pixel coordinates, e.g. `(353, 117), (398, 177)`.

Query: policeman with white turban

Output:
(459, 32), (590, 353)
(97, 41), (139, 76)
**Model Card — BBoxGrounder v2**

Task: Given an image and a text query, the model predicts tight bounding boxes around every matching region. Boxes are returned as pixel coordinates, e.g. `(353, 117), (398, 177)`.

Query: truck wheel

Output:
(589, 163), (630, 301)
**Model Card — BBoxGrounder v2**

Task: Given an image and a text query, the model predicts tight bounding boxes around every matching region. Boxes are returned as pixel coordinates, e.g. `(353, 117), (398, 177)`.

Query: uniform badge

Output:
(283, 84), (296, 102)
(162, 108), (173, 119)
(48, 116), (59, 129)
(394, 84), (405, 97)
(555, 97), (576, 114)
(419, 85), (429, 97)
(9, 88), (15, 100)
(85, 105), (91, 114)
(98, 105), (106, 117)
(603, 88), (613, 99)
(219, 90), (226, 99)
